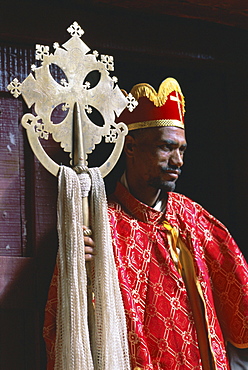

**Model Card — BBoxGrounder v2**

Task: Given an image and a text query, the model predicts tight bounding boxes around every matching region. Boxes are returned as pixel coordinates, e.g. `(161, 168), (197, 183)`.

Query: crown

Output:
(119, 77), (185, 131)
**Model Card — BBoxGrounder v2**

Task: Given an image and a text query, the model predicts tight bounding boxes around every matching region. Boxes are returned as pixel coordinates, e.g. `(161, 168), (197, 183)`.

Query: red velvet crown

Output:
(118, 77), (185, 131)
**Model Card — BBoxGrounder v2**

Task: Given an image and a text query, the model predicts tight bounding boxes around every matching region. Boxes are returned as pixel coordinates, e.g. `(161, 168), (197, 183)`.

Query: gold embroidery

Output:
(178, 239), (215, 370)
(162, 222), (215, 370)
(130, 78), (185, 111)
(128, 119), (184, 131)
(162, 220), (182, 274)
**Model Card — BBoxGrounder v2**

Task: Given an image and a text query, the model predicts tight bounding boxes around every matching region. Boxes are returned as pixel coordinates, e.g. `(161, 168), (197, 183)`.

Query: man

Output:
(44, 77), (248, 369)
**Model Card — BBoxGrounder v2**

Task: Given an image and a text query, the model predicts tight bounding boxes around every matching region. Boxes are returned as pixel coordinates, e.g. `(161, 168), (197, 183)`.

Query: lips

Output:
(163, 168), (181, 180)
(161, 167), (181, 180)
(165, 170), (179, 180)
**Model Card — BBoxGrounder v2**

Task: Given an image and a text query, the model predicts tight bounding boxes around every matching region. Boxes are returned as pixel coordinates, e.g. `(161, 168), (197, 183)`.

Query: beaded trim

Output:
(128, 119), (184, 131)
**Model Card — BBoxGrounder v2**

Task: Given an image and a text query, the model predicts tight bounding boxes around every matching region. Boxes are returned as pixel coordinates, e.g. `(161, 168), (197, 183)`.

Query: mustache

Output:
(161, 166), (182, 175)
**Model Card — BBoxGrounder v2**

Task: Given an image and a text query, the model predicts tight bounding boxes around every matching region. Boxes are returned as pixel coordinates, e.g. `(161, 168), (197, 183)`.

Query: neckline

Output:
(113, 182), (169, 224)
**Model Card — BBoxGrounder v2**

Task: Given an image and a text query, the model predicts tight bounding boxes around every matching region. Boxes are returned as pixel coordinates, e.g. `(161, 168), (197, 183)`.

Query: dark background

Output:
(0, 0), (247, 368)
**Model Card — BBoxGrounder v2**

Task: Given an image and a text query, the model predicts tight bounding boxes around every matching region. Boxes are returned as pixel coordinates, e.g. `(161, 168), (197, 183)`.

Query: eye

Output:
(158, 144), (171, 152)
(179, 145), (187, 154)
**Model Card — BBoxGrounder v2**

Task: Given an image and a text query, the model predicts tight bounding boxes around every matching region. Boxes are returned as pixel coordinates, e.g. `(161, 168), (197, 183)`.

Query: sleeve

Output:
(197, 208), (248, 349)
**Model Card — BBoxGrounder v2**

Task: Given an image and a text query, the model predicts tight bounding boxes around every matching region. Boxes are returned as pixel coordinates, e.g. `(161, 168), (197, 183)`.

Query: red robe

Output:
(43, 182), (248, 369)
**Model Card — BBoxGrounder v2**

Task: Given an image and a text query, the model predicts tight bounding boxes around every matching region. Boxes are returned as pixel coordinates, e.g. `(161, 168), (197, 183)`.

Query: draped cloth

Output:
(107, 182), (248, 370)
(44, 179), (248, 369)
(53, 166), (130, 370)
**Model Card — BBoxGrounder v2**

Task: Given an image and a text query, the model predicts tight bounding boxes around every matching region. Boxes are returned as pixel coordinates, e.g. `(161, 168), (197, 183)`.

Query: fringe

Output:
(130, 77), (185, 112)
(55, 166), (131, 370)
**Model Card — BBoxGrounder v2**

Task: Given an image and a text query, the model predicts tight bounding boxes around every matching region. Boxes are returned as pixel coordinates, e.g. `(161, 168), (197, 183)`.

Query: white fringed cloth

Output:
(55, 165), (131, 370)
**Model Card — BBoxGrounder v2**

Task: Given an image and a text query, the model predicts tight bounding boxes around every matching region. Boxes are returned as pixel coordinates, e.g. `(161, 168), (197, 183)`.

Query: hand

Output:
(83, 226), (96, 261)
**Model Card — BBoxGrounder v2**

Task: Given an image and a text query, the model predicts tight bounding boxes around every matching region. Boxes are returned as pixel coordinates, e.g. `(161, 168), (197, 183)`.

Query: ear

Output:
(124, 135), (136, 158)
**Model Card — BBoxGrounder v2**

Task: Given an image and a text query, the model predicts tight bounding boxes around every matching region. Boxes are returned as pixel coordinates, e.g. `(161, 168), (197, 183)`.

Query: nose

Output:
(169, 149), (184, 168)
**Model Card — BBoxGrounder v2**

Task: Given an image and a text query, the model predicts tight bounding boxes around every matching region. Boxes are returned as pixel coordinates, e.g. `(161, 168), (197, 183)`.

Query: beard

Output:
(161, 181), (177, 192)
(148, 166), (181, 192)
(149, 178), (177, 192)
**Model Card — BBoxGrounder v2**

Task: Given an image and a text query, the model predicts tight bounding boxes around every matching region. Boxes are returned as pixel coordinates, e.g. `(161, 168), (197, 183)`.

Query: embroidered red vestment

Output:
(43, 182), (248, 369)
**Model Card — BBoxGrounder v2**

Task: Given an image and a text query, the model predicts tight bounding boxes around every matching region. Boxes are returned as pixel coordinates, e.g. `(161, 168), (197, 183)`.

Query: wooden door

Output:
(0, 45), (58, 369)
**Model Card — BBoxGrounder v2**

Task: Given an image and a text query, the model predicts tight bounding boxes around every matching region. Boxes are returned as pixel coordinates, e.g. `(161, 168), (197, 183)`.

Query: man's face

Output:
(125, 126), (187, 192)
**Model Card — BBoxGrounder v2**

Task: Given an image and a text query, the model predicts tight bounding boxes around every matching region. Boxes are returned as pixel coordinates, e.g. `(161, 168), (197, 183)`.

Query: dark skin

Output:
(125, 126), (187, 206)
(83, 225), (96, 261)
(84, 126), (187, 260)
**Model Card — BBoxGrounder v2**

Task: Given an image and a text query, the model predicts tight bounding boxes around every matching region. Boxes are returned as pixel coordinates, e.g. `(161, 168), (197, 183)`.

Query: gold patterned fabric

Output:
(43, 182), (248, 369)
(107, 182), (248, 369)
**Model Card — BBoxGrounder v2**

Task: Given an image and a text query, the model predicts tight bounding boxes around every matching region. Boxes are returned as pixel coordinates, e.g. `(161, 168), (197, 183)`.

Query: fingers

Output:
(85, 246), (95, 261)
(83, 226), (96, 261)
(84, 238), (96, 261)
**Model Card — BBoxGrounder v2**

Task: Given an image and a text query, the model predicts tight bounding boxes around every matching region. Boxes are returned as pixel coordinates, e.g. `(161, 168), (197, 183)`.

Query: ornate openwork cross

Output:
(8, 21), (136, 177)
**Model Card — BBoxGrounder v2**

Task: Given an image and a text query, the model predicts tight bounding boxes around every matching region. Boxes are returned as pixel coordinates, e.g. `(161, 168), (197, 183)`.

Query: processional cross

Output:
(8, 20), (137, 179)
(7, 22), (138, 368)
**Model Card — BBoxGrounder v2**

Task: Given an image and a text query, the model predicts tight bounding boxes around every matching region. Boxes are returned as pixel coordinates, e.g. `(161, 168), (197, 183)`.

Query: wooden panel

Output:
(0, 45), (34, 93)
(0, 309), (37, 370)
(0, 256), (35, 308)
(93, 0), (248, 29)
(0, 257), (47, 369)
(0, 257), (37, 368)
(0, 95), (26, 256)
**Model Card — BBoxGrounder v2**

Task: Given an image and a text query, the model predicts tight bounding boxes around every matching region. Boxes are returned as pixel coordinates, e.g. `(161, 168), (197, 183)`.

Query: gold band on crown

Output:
(128, 119), (184, 131)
